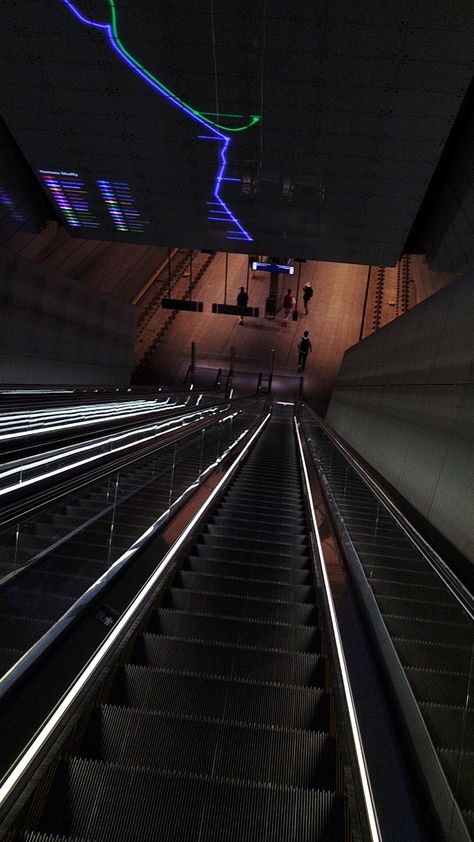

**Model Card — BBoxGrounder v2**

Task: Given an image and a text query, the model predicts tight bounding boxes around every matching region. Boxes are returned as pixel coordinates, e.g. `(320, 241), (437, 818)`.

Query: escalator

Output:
(0, 399), (263, 693)
(2, 406), (352, 842)
(300, 407), (474, 841)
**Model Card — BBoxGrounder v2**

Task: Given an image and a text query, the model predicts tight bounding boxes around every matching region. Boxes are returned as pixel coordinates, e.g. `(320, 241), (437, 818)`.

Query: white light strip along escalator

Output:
(294, 418), (382, 842)
(0, 411), (271, 807)
(0, 406), (222, 496)
(0, 400), (182, 440)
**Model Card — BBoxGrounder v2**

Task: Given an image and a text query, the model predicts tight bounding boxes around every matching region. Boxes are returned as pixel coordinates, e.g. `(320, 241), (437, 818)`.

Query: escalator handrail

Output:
(0, 394), (265, 530)
(298, 403), (474, 619)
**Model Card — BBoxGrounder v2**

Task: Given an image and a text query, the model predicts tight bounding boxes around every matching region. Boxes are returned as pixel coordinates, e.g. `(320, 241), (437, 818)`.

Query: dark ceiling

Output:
(1, 0), (473, 264)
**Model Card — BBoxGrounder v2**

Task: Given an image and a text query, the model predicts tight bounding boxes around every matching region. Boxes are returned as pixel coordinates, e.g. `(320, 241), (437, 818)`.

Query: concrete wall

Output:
(0, 247), (136, 386)
(326, 274), (474, 563)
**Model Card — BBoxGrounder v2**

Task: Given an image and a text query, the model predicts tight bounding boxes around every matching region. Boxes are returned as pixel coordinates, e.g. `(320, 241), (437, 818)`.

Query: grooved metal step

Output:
(131, 635), (324, 686)
(34, 757), (344, 842)
(182, 556), (311, 584)
(149, 608), (321, 652)
(79, 705), (337, 790)
(109, 665), (331, 730)
(162, 588), (316, 624)
(174, 571), (314, 603)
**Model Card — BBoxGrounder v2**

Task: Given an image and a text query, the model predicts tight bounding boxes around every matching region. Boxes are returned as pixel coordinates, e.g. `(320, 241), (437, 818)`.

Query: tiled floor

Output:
(136, 253), (369, 415)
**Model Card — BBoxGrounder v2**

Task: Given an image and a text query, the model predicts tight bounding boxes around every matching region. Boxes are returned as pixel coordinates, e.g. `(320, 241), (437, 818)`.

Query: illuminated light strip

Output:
(0, 402), (166, 432)
(0, 401), (188, 442)
(294, 418), (382, 842)
(0, 409), (270, 809)
(60, 0), (255, 242)
(0, 407), (200, 486)
(0, 408), (213, 497)
(0, 399), (171, 433)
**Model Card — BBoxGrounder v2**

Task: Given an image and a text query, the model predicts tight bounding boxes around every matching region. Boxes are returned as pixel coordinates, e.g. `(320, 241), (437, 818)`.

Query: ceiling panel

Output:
(0, 0), (473, 264)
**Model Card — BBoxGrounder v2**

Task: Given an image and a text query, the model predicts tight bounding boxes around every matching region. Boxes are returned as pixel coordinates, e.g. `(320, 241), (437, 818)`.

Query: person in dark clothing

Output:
(237, 286), (249, 324)
(297, 330), (312, 370)
(302, 282), (313, 314)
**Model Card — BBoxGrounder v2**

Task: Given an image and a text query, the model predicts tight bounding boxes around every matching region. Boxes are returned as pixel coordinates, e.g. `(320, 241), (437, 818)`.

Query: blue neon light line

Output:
(60, 0), (254, 242)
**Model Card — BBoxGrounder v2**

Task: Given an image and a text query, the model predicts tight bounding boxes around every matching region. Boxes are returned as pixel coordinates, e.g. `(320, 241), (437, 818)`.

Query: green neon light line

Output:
(106, 0), (260, 133)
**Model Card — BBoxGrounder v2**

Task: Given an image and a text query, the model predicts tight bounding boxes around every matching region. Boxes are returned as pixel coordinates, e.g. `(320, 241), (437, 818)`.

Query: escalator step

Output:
(198, 533), (308, 553)
(383, 613), (470, 646)
(220, 501), (304, 520)
(0, 613), (51, 649)
(162, 589), (316, 625)
(437, 747), (474, 812)
(109, 665), (330, 731)
(199, 533), (308, 552)
(419, 702), (474, 752)
(206, 523), (308, 546)
(370, 578), (449, 603)
(405, 666), (471, 707)
(174, 571), (314, 603)
(356, 554), (429, 575)
(35, 757), (344, 842)
(354, 542), (420, 561)
(0, 588), (73, 621)
(376, 595), (469, 624)
(392, 637), (472, 674)
(183, 556), (311, 584)
(131, 635), (324, 686)
(191, 545), (309, 566)
(80, 705), (336, 789)
(361, 565), (441, 587)
(150, 608), (321, 652)
(35, 554), (106, 581)
(210, 515), (306, 535)
(13, 568), (94, 599)
(223, 495), (303, 512)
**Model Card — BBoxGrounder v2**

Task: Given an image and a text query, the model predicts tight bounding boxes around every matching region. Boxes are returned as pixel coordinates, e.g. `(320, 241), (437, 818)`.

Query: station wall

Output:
(326, 274), (474, 563)
(0, 247), (136, 386)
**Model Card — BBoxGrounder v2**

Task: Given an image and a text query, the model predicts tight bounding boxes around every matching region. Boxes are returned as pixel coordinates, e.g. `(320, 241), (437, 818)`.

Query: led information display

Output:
(251, 261), (294, 275)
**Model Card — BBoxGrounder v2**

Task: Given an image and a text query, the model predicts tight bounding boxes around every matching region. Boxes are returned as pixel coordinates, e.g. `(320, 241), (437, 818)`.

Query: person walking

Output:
(237, 286), (249, 324)
(297, 330), (312, 370)
(302, 282), (313, 315)
(283, 288), (295, 322)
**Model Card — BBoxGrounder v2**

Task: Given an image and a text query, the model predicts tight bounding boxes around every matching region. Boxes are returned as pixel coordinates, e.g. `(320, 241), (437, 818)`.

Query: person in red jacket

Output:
(283, 289), (295, 321)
